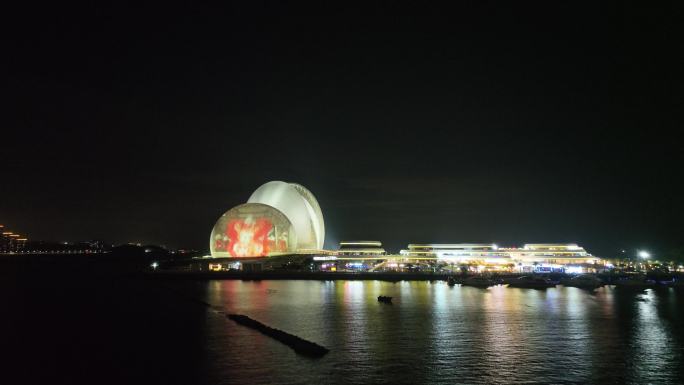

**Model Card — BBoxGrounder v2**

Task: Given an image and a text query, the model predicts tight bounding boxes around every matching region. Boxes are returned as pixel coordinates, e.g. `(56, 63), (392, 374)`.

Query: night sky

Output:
(2, 2), (682, 257)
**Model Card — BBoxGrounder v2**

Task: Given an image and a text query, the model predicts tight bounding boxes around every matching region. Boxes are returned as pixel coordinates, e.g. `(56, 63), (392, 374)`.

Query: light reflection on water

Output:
(199, 281), (684, 384)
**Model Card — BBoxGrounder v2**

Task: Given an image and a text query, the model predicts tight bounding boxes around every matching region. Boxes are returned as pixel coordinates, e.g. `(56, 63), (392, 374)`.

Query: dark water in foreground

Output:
(5, 274), (684, 384)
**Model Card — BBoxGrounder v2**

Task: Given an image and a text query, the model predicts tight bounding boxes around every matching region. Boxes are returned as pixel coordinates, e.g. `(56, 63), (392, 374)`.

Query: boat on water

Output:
(561, 274), (603, 289)
(461, 276), (496, 288)
(377, 295), (392, 303)
(656, 278), (676, 288)
(613, 277), (655, 289)
(507, 275), (556, 289)
(447, 276), (458, 286)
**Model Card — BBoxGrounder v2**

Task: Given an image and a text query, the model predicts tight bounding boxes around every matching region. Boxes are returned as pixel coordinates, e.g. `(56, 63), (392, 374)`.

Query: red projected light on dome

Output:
(210, 202), (295, 258)
(223, 218), (273, 257)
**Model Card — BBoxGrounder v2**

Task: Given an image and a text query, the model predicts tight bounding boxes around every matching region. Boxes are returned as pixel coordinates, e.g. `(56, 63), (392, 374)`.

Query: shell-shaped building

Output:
(210, 181), (325, 257)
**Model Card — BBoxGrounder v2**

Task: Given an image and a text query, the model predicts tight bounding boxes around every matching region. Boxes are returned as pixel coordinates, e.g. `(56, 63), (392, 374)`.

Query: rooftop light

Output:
(638, 250), (650, 259)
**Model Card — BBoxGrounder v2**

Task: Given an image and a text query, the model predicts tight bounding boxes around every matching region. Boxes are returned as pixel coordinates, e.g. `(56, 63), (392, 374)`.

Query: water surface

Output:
(5, 274), (684, 384)
(195, 281), (684, 384)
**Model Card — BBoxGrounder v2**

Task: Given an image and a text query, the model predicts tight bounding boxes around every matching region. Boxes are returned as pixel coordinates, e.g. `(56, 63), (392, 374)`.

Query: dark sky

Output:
(2, 1), (682, 257)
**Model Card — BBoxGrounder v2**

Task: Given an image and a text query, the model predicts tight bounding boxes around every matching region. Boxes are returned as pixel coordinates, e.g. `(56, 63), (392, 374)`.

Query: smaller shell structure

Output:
(210, 203), (298, 258)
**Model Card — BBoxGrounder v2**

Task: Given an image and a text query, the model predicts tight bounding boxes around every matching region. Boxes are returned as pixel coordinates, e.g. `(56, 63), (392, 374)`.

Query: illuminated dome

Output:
(210, 203), (298, 257)
(210, 181), (325, 257)
(247, 181), (325, 250)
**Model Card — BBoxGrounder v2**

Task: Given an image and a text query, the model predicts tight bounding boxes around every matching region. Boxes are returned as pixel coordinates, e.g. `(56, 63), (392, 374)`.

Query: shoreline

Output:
(143, 270), (677, 281)
(145, 270), (456, 281)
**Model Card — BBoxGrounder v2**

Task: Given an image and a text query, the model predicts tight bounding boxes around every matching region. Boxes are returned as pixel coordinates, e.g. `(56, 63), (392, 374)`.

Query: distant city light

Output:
(151, 262), (159, 270)
(492, 244), (498, 250)
(638, 250), (650, 259)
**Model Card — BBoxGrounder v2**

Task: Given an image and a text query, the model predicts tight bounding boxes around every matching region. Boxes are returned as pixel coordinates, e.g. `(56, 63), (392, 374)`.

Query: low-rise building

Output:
(399, 243), (600, 273)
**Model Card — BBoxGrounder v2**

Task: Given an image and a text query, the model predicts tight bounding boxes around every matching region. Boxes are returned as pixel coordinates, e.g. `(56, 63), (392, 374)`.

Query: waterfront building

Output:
(1, 225), (28, 253)
(314, 243), (601, 273)
(210, 181), (325, 258)
(337, 241), (386, 256)
(0, 225), (8, 252)
(15, 237), (27, 252)
(312, 241), (388, 272)
(399, 243), (600, 273)
(204, 181), (601, 273)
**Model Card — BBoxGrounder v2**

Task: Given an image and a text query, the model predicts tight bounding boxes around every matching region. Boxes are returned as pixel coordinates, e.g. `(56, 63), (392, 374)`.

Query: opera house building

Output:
(207, 181), (601, 273)
(210, 181), (325, 258)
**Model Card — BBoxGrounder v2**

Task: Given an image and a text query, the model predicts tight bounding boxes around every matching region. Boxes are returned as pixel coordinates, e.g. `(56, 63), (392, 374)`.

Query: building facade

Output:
(399, 243), (600, 273)
(337, 241), (386, 256)
(310, 243), (601, 273)
(210, 181), (326, 258)
(1, 225), (27, 253)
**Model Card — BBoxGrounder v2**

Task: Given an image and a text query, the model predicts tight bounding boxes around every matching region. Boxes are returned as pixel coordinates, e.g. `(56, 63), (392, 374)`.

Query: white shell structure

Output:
(247, 181), (325, 250)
